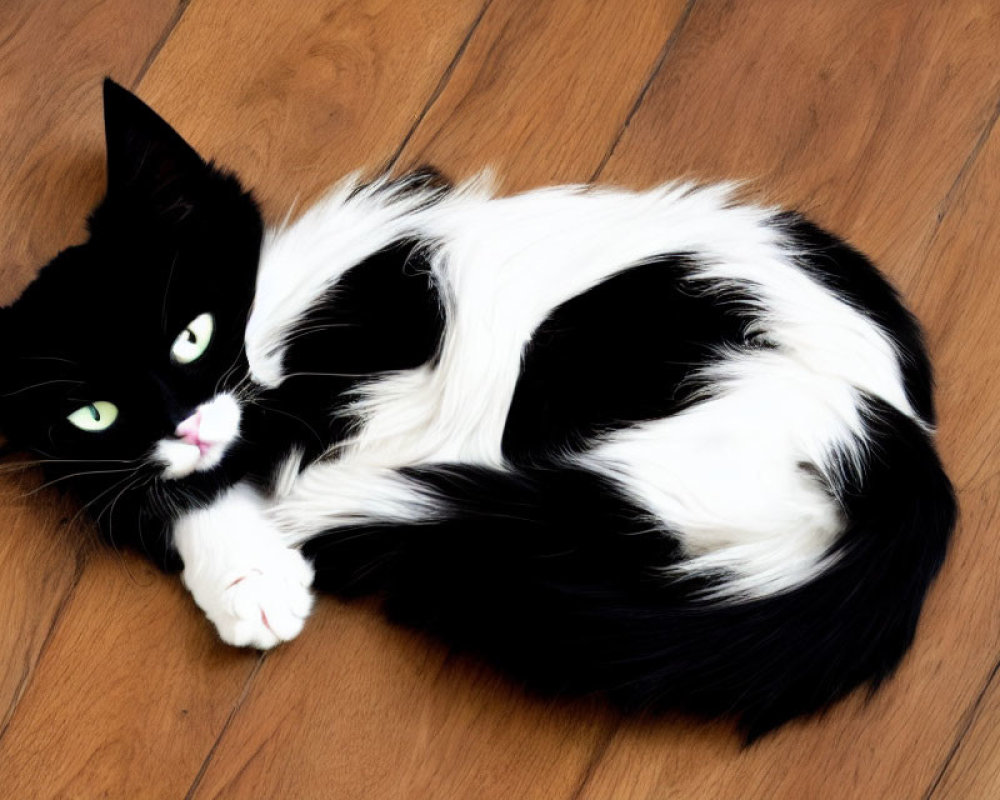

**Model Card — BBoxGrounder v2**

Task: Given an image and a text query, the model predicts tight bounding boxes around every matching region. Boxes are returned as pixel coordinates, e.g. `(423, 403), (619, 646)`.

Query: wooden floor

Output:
(1, 1), (999, 796)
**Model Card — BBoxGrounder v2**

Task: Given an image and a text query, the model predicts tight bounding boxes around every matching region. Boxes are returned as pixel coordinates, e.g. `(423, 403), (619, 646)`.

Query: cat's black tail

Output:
(303, 399), (955, 739)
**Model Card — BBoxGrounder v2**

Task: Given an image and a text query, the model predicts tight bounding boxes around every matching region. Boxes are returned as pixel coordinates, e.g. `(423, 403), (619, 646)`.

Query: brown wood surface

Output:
(1, 1), (998, 797)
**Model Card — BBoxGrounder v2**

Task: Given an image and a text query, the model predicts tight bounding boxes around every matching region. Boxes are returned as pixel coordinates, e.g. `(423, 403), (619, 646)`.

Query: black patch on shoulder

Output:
(281, 238), (444, 379)
(256, 238), (446, 456)
(778, 213), (936, 424)
(501, 257), (760, 461)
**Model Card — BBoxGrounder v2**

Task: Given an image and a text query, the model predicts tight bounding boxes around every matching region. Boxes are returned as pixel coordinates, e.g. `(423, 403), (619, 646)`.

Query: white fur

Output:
(154, 392), (242, 479)
(271, 458), (440, 545)
(253, 178), (917, 598)
(245, 173), (446, 388)
(173, 483), (314, 648)
(576, 353), (864, 597)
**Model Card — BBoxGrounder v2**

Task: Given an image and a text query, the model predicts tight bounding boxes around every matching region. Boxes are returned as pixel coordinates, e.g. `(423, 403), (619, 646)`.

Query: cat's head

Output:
(0, 80), (263, 514)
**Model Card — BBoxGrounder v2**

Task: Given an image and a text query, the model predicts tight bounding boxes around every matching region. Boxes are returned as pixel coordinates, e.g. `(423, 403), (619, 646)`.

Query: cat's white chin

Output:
(154, 394), (241, 479)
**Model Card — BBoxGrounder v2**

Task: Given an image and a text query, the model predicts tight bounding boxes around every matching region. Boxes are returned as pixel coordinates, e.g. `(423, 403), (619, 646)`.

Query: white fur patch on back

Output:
(258, 177), (916, 599)
(577, 352), (866, 598)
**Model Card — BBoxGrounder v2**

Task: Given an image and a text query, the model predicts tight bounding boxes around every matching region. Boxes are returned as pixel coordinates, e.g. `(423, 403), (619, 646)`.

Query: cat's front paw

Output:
(190, 547), (315, 650)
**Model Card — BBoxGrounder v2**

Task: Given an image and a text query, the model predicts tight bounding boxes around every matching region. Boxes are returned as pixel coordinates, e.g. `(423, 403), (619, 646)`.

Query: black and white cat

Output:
(0, 80), (955, 738)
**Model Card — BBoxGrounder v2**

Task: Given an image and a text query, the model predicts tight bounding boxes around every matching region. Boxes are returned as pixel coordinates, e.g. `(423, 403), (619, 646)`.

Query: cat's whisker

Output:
(97, 471), (148, 527)
(93, 472), (156, 562)
(21, 465), (143, 497)
(0, 456), (143, 472)
(243, 395), (326, 447)
(234, 380), (262, 404)
(280, 321), (357, 344)
(68, 468), (150, 528)
(280, 370), (374, 380)
(213, 347), (248, 396)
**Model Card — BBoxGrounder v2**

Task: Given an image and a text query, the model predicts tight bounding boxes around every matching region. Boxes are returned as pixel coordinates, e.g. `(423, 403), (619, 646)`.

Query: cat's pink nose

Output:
(175, 411), (203, 446)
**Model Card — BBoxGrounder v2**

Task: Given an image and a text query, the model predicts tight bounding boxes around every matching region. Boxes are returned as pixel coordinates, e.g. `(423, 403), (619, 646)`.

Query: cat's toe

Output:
(208, 551), (315, 649)
(227, 572), (313, 645)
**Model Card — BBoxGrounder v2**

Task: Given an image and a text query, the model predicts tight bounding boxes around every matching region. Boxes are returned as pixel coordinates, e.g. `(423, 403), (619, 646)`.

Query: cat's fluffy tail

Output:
(301, 399), (955, 739)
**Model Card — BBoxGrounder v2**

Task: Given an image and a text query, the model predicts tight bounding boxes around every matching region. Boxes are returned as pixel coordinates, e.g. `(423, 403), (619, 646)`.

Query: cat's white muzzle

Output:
(155, 393), (241, 479)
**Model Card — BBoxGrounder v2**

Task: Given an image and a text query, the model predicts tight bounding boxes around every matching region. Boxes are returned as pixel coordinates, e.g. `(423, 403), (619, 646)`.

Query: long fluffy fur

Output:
(253, 175), (955, 737)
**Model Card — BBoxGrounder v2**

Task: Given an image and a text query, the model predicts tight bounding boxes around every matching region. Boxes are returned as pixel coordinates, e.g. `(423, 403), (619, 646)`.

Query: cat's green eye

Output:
(171, 313), (214, 364)
(67, 401), (119, 432)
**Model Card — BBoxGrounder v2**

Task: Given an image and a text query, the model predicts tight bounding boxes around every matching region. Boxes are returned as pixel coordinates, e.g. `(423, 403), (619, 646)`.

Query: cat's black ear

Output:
(102, 78), (208, 206)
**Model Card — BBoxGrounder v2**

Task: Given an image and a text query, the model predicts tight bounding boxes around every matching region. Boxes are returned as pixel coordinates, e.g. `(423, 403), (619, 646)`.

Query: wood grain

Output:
(396, 0), (690, 191)
(0, 0), (185, 741)
(0, 554), (261, 796)
(137, 0), (488, 214)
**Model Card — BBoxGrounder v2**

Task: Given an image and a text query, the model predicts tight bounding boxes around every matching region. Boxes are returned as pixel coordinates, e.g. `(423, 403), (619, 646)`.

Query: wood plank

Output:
(396, 0), (689, 191)
(0, 0), (186, 736)
(0, 0), (486, 794)
(191, 604), (617, 799)
(189, 1), (689, 797)
(575, 1), (1000, 797)
(137, 0), (489, 213)
(0, 554), (261, 795)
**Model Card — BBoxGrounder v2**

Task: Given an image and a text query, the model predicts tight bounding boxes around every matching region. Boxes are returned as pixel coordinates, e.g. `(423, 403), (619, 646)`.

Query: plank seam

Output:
(133, 0), (193, 88)
(0, 544), (87, 743)
(923, 653), (1000, 799)
(385, 0), (496, 172)
(931, 89), (1000, 234)
(589, 0), (698, 182)
(184, 653), (267, 800)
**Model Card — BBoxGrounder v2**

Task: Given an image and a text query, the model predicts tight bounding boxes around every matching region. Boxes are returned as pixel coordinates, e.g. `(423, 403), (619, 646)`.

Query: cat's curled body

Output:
(0, 81), (955, 739)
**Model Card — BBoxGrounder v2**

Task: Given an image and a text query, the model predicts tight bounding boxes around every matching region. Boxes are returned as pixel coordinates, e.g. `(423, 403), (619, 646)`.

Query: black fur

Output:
(307, 397), (955, 739)
(269, 238), (446, 454)
(502, 257), (760, 460)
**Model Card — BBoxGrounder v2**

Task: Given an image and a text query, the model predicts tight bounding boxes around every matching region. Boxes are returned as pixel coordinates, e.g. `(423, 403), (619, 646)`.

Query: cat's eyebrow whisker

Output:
(19, 356), (79, 366)
(2, 379), (85, 398)
(160, 251), (180, 334)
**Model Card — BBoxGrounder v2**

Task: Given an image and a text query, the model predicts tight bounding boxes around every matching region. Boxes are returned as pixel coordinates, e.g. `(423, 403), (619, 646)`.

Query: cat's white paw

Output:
(188, 546), (315, 650)
(174, 483), (317, 650)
